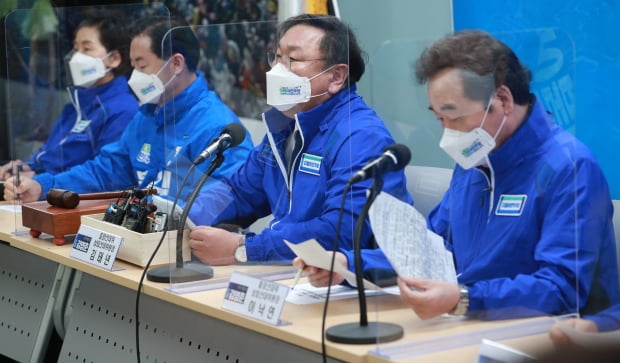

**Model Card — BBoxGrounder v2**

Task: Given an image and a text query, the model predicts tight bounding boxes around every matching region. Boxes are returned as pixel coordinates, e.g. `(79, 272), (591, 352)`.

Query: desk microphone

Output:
(146, 122), (247, 283)
(349, 144), (411, 184)
(193, 123), (246, 165)
(326, 143), (409, 345)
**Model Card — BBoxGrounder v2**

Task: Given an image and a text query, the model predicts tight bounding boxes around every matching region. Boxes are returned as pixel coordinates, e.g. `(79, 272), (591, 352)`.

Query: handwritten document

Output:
(368, 192), (457, 283)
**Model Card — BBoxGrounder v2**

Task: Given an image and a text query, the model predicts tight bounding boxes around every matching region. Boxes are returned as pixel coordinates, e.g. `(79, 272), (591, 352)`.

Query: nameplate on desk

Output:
(70, 224), (123, 270)
(221, 271), (289, 326)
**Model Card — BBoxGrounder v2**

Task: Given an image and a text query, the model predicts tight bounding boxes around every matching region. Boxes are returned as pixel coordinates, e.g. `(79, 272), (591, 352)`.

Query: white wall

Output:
(338, 0), (454, 168)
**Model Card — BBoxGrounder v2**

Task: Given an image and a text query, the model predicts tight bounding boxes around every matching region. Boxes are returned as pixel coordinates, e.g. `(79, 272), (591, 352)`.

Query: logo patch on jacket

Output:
(495, 194), (527, 216)
(71, 120), (91, 133)
(298, 153), (322, 175)
(136, 143), (151, 164)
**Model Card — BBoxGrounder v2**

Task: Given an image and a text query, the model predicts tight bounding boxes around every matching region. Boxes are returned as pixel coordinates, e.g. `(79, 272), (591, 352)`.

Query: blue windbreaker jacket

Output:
(588, 304), (620, 332)
(189, 85), (412, 262)
(34, 72), (253, 202)
(27, 76), (138, 174)
(348, 97), (620, 319)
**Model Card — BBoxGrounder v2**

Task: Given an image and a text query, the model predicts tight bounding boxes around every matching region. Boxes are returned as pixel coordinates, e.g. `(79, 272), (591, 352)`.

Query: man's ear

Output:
(496, 85), (514, 115)
(327, 64), (349, 94)
(106, 49), (122, 69)
(170, 53), (186, 75)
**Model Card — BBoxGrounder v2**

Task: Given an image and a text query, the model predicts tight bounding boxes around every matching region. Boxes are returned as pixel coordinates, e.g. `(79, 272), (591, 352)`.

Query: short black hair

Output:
(277, 14), (367, 86)
(76, 8), (132, 77)
(129, 16), (200, 72)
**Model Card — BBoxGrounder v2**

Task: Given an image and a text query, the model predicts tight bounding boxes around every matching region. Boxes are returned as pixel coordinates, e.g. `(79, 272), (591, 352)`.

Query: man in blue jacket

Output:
(4, 17), (252, 204)
(187, 15), (411, 265)
(300, 30), (619, 321)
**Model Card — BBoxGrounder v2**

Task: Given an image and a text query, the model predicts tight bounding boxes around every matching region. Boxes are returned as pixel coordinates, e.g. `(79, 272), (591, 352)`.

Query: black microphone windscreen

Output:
(134, 189), (146, 199)
(223, 122), (247, 147)
(384, 144), (411, 171)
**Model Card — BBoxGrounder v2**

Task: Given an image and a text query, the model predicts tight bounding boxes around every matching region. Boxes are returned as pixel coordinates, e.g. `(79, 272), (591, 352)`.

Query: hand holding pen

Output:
(290, 266), (304, 290)
(15, 164), (21, 201)
(2, 166), (43, 203)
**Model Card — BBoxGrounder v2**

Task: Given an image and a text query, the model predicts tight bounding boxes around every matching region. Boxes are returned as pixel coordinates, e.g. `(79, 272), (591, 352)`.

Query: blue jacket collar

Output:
(72, 76), (130, 103)
(488, 96), (557, 173)
(139, 71), (207, 127)
(263, 84), (358, 140)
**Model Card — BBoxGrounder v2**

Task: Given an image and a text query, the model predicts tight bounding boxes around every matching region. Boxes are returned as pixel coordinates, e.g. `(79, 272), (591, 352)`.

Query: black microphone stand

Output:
(146, 151), (226, 283)
(325, 170), (403, 344)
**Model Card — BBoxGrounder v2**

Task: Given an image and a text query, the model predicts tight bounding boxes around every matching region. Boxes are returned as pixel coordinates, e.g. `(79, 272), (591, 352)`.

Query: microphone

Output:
(349, 144), (411, 184)
(193, 123), (246, 165)
(146, 122), (246, 284)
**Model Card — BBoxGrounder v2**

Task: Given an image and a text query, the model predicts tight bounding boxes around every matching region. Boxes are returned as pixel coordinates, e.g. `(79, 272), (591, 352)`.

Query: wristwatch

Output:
(235, 233), (254, 263)
(449, 284), (469, 316)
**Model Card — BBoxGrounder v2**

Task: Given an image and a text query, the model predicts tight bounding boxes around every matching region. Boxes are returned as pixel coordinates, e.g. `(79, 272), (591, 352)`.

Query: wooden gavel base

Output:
(22, 199), (117, 245)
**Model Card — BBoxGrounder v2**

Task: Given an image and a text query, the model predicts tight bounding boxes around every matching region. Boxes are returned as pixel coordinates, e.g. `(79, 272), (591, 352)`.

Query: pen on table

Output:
(15, 165), (21, 201)
(290, 267), (304, 290)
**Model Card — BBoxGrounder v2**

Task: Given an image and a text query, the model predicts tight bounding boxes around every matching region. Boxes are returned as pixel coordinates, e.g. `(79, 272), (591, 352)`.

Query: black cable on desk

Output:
(320, 179), (353, 362)
(134, 165), (196, 363)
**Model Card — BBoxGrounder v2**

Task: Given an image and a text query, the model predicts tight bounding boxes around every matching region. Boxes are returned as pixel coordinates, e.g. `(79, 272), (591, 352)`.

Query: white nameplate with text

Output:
(70, 224), (123, 270)
(221, 271), (289, 326)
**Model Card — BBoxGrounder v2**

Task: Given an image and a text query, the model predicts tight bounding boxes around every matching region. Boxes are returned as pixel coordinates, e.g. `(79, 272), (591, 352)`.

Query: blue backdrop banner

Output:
(454, 0), (620, 199)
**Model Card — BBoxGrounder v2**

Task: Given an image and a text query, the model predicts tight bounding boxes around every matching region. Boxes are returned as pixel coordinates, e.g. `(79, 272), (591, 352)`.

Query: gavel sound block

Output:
(21, 189), (140, 246)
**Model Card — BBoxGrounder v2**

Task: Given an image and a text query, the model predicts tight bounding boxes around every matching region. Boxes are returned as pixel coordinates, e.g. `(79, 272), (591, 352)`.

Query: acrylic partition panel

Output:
(152, 18), (410, 348)
(2, 4), (169, 233)
(4, 3), (170, 178)
(154, 18), (354, 287)
(364, 29), (616, 360)
(5, 4), (168, 183)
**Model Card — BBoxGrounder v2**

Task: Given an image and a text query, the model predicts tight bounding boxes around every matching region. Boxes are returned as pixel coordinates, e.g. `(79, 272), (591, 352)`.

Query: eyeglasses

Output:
(266, 49), (325, 69)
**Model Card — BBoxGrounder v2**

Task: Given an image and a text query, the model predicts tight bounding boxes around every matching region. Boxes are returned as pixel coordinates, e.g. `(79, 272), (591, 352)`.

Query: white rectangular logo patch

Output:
(298, 153), (322, 175)
(495, 194), (527, 216)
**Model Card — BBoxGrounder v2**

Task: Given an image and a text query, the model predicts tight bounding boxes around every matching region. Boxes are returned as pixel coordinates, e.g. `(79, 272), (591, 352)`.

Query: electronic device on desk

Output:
(22, 187), (157, 245)
(102, 186), (160, 234)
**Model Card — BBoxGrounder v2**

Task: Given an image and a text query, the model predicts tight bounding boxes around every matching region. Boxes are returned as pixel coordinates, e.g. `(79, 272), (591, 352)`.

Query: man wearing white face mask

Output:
(4, 17), (253, 205)
(187, 14), (411, 266)
(0, 10), (138, 182)
(299, 30), (619, 322)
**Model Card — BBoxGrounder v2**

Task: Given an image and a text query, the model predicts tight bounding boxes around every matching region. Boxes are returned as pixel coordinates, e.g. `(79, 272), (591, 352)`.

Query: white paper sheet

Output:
(283, 239), (383, 290)
(368, 192), (457, 283)
(286, 283), (399, 304)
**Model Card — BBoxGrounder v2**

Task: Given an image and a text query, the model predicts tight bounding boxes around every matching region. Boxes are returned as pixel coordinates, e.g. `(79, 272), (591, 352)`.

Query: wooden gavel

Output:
(46, 188), (157, 209)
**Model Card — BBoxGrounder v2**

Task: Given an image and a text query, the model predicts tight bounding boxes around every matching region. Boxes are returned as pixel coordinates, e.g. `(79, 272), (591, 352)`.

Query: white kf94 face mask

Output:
(68, 51), (110, 88)
(439, 96), (507, 169)
(265, 63), (333, 112)
(127, 58), (175, 105)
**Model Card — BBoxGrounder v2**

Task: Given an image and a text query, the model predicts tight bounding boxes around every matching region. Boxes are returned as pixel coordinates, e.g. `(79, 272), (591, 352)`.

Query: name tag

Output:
(71, 120), (91, 133)
(70, 224), (123, 270)
(298, 153), (322, 175)
(495, 194), (527, 216)
(221, 271), (289, 326)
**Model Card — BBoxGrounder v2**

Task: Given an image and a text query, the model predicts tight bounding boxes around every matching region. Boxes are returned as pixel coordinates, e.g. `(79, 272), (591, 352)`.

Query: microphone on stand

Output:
(326, 143), (410, 344)
(348, 144), (411, 184)
(193, 123), (247, 165)
(146, 123), (247, 283)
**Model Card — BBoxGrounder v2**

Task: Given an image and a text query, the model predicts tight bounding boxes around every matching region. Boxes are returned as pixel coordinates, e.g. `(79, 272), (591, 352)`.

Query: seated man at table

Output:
(297, 30), (619, 321)
(3, 17), (252, 204)
(186, 14), (411, 265)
